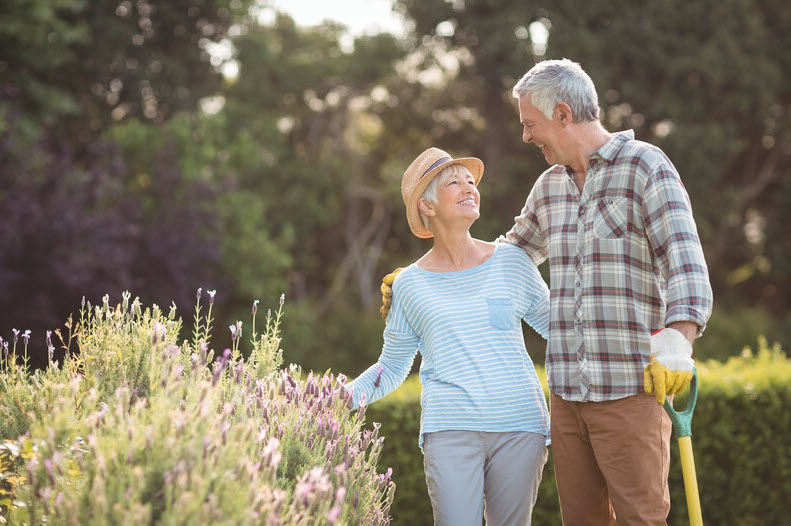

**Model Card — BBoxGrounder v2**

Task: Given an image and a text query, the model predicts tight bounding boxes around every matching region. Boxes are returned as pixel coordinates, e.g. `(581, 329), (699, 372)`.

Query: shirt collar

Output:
(562, 129), (635, 177)
(595, 129), (634, 163)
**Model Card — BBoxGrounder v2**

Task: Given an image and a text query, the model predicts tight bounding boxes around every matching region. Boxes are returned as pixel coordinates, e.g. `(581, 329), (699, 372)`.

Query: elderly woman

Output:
(343, 147), (550, 526)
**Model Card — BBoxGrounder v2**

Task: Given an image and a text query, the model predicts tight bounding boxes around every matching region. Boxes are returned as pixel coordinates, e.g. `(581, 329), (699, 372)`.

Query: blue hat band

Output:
(420, 156), (451, 178)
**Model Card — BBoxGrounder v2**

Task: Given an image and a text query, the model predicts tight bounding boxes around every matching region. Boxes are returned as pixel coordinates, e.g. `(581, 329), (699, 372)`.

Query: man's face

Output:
(517, 93), (563, 166)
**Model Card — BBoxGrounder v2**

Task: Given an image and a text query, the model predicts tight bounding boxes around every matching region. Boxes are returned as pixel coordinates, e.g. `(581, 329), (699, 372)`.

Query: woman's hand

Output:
(379, 268), (403, 319)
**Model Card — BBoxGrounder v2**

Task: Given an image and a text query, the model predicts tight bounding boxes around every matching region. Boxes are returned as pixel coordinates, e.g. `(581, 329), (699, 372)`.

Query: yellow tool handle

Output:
(678, 436), (703, 526)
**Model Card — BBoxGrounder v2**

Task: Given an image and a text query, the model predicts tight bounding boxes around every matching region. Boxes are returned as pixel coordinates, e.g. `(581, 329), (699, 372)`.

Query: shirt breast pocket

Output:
(592, 196), (628, 239)
(487, 297), (514, 330)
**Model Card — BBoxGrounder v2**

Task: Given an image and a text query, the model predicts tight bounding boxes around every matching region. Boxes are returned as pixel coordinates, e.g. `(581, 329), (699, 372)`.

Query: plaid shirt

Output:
(506, 130), (713, 402)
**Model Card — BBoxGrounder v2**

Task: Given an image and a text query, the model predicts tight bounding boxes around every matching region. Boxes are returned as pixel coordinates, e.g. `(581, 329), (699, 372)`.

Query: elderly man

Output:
(508, 58), (712, 525)
(382, 58), (713, 525)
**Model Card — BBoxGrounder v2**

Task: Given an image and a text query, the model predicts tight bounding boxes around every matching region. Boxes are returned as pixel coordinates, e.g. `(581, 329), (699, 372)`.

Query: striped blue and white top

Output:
(346, 243), (551, 450)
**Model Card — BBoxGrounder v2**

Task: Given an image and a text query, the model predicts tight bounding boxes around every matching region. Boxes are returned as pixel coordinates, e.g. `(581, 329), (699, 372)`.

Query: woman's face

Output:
(432, 168), (480, 223)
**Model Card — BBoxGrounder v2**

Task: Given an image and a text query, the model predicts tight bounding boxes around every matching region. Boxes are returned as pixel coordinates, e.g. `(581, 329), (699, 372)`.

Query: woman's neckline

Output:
(414, 241), (499, 275)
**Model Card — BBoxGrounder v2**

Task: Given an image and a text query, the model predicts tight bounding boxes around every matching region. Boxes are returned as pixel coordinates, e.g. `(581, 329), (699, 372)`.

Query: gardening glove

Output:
(644, 327), (695, 405)
(379, 267), (403, 319)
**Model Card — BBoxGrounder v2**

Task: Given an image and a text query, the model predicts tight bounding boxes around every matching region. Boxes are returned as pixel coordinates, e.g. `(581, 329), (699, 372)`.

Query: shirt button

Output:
(575, 281), (581, 287)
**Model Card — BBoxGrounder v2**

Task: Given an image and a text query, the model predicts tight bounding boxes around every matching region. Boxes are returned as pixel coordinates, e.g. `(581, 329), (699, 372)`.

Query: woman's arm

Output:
(345, 286), (420, 408)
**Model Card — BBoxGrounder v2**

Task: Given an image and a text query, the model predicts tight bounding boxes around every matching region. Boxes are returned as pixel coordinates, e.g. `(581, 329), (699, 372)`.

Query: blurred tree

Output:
(0, 0), (253, 363)
(0, 112), (222, 369)
(0, 0), (253, 141)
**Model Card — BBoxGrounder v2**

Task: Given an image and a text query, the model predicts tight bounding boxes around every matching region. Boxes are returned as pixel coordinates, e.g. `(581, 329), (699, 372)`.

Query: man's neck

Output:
(567, 123), (613, 190)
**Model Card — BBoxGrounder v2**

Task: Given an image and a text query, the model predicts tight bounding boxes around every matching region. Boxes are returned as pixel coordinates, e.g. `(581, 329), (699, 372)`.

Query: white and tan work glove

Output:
(379, 268), (403, 319)
(644, 327), (694, 405)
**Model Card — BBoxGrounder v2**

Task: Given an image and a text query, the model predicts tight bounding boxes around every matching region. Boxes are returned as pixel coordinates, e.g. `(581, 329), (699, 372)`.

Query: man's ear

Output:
(555, 102), (573, 125)
(418, 198), (436, 216)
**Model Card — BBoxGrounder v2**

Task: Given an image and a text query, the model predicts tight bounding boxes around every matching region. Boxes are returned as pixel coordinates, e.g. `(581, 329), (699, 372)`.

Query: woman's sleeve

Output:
(517, 251), (551, 339)
(345, 281), (420, 408)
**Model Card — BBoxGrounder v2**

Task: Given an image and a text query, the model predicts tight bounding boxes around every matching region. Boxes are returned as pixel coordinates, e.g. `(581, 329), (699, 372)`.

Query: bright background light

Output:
(262, 0), (405, 37)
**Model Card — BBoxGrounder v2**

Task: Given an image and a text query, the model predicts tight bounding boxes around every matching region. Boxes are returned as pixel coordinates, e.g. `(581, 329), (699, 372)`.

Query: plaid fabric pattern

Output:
(505, 130), (713, 401)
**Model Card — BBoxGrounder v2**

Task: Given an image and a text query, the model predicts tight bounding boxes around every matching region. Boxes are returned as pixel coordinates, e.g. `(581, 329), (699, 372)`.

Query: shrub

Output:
(368, 338), (791, 526)
(0, 291), (395, 525)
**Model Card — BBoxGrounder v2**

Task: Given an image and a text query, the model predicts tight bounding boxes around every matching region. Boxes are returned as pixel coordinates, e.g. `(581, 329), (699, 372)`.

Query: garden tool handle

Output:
(664, 368), (703, 526)
(677, 436), (703, 526)
(663, 367), (698, 438)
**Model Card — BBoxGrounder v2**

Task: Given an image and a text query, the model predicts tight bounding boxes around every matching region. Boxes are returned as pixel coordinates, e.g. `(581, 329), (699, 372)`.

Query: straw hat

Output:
(401, 147), (484, 238)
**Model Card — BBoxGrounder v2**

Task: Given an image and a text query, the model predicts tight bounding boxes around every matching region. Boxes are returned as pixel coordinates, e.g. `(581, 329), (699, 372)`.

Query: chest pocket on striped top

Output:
(487, 297), (514, 330)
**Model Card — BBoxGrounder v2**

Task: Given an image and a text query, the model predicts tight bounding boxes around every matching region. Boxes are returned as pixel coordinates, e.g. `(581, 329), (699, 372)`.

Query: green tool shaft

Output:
(678, 436), (703, 526)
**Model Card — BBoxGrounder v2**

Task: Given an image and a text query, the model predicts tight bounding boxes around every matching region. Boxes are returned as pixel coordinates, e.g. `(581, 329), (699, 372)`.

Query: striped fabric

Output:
(505, 130), (713, 402)
(346, 243), (551, 450)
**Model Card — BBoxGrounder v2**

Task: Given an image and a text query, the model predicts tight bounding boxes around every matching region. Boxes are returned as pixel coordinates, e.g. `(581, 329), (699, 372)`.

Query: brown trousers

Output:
(550, 392), (673, 526)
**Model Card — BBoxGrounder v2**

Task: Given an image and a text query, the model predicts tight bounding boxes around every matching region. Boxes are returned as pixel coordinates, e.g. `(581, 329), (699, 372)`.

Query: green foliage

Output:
(693, 305), (791, 363)
(0, 294), (395, 525)
(363, 377), (429, 526)
(368, 341), (791, 525)
(683, 337), (791, 525)
(281, 300), (391, 377)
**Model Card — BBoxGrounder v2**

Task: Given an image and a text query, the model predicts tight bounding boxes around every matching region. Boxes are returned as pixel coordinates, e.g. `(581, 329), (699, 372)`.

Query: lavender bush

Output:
(0, 291), (394, 525)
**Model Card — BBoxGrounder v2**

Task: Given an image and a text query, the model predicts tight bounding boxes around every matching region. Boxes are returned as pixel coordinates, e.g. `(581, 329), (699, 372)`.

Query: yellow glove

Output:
(379, 268), (403, 319)
(644, 328), (695, 404)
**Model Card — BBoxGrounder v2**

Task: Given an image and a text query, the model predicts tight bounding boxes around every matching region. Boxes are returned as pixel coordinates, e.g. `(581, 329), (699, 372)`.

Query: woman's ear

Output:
(418, 198), (436, 216)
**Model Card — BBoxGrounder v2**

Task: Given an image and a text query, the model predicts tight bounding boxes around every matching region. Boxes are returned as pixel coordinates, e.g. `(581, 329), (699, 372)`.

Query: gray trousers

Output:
(422, 430), (548, 526)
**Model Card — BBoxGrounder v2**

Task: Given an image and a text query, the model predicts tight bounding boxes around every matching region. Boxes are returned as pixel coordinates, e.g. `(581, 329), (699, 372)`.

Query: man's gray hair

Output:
(419, 164), (472, 233)
(512, 58), (600, 122)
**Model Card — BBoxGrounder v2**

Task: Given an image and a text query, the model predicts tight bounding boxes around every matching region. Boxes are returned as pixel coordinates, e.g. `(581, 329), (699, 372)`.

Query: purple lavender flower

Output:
(22, 330), (31, 345)
(12, 329), (19, 343)
(374, 365), (384, 388)
(152, 322), (166, 344)
(252, 300), (259, 315)
(196, 287), (202, 300)
(44, 458), (55, 484)
(262, 437), (282, 468)
(327, 504), (342, 522)
(208, 289), (217, 305)
(212, 348), (232, 385)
